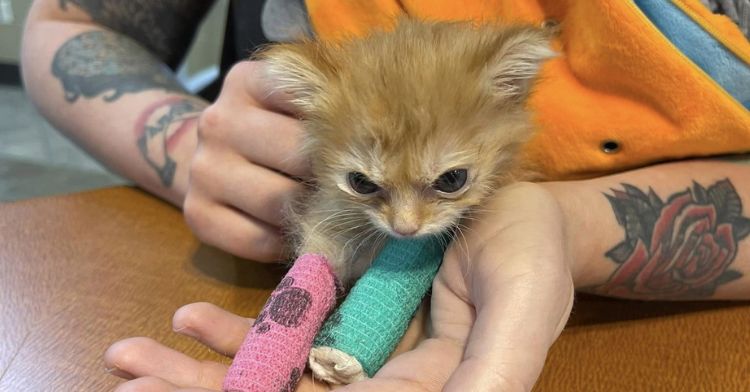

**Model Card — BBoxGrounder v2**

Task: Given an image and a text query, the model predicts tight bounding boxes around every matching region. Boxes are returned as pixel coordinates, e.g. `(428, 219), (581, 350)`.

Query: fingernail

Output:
(174, 325), (201, 339)
(104, 365), (134, 379)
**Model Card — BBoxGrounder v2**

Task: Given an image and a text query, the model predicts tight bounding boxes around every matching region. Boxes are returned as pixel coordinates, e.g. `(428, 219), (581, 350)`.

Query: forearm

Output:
(21, 1), (210, 205)
(544, 158), (750, 300)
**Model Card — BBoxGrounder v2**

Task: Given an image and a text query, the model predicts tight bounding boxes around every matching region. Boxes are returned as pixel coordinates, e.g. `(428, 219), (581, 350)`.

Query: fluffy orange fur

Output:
(307, 0), (750, 179)
(259, 19), (554, 282)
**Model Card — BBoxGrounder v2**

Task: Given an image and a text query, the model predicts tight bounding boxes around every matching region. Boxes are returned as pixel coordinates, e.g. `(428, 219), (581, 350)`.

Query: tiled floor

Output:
(0, 84), (127, 202)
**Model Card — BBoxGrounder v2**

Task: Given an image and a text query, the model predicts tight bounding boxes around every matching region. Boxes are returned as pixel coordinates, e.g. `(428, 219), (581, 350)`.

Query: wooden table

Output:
(1, 187), (749, 391)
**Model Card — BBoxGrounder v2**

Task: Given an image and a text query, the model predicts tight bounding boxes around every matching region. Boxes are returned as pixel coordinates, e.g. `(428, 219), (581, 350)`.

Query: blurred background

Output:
(0, 0), (229, 202)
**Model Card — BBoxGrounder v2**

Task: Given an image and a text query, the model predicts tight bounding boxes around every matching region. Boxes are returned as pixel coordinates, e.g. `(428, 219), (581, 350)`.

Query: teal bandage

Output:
(309, 236), (446, 383)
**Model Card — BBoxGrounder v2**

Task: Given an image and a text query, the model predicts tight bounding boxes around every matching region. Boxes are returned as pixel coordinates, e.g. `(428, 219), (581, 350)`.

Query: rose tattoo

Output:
(598, 180), (750, 299)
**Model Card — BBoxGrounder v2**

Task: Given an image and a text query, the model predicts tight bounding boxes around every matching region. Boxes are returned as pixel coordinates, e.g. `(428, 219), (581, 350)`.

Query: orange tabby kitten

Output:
(260, 18), (554, 283)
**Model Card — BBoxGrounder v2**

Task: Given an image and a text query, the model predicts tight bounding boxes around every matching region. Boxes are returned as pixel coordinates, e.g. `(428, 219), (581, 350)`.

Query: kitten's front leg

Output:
(291, 194), (385, 286)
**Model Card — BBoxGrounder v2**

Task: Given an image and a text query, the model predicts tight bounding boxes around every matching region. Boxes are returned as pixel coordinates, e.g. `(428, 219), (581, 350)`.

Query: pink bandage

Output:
(223, 254), (339, 392)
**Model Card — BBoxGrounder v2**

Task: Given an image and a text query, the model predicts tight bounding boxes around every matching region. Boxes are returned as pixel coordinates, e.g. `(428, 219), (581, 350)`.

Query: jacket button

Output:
(541, 19), (560, 30)
(601, 140), (621, 154)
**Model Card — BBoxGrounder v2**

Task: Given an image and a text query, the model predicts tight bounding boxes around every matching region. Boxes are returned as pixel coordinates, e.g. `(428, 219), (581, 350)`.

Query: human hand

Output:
(104, 300), (428, 391)
(184, 60), (308, 262)
(107, 182), (575, 391)
(104, 302), (329, 391)
(354, 181), (576, 391)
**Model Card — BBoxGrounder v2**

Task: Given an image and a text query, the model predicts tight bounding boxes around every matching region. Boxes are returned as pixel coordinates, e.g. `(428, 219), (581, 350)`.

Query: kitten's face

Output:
(313, 112), (527, 238)
(328, 151), (497, 238)
(261, 19), (554, 238)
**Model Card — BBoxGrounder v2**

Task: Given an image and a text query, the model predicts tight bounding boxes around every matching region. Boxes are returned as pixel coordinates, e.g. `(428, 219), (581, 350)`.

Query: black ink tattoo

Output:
(52, 30), (185, 102)
(59, 0), (212, 67)
(715, 153), (750, 165)
(596, 180), (750, 299)
(136, 98), (203, 186)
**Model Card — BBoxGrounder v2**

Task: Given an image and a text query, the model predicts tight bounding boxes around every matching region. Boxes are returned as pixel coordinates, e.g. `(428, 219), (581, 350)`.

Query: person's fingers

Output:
(113, 376), (214, 392)
(189, 150), (303, 227)
(113, 376), (178, 392)
(442, 183), (575, 392)
(389, 300), (429, 357)
(235, 60), (303, 116)
(170, 302), (333, 392)
(428, 259), (475, 344)
(341, 338), (464, 392)
(232, 107), (308, 178)
(172, 302), (253, 357)
(104, 337), (227, 390)
(297, 375), (334, 392)
(197, 101), (309, 178)
(184, 60), (310, 261)
(198, 60), (309, 183)
(183, 193), (285, 262)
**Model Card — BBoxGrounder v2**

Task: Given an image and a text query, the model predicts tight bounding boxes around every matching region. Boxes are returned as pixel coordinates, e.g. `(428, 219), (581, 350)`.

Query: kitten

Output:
(259, 18), (554, 284)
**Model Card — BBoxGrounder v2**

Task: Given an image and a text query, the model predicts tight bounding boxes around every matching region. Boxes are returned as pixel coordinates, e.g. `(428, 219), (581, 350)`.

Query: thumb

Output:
(444, 268), (574, 391)
(443, 186), (575, 391)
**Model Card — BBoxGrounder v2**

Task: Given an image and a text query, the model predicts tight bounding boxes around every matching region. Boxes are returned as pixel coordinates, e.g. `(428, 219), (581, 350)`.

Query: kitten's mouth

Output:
(367, 213), (433, 239)
(389, 229), (421, 239)
(387, 224), (440, 239)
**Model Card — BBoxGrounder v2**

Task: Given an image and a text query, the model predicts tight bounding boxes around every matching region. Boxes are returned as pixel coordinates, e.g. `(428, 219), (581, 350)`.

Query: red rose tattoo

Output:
(598, 180), (750, 299)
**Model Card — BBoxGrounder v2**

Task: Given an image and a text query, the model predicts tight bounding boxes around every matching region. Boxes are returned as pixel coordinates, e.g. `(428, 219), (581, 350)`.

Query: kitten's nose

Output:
(391, 208), (421, 237)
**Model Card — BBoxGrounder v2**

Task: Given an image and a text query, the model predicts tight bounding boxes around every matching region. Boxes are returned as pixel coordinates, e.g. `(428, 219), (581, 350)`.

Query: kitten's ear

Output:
(486, 28), (556, 102)
(256, 44), (328, 114)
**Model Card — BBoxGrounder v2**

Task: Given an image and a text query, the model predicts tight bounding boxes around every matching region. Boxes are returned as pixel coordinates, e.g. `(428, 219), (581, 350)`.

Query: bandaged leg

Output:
(223, 254), (339, 392)
(309, 236), (445, 384)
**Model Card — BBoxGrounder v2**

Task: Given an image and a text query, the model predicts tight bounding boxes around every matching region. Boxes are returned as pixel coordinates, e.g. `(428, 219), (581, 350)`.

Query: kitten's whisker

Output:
(456, 221), (476, 233)
(455, 224), (472, 264)
(346, 228), (382, 269)
(314, 215), (366, 233)
(322, 216), (372, 235)
(351, 226), (382, 249)
(343, 225), (378, 251)
(435, 231), (449, 252)
(337, 224), (376, 243)
(308, 207), (361, 214)
(338, 224), (387, 281)
(307, 210), (361, 236)
(457, 223), (481, 282)
(365, 232), (389, 269)
(466, 206), (498, 215)
(354, 228), (384, 264)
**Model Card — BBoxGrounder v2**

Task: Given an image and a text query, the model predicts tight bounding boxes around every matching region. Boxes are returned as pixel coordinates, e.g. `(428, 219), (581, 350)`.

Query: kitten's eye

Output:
(433, 169), (468, 194)
(347, 172), (380, 195)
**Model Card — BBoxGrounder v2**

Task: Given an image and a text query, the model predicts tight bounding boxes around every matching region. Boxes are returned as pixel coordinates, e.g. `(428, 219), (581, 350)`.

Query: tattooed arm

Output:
(21, 0), (212, 204)
(545, 159), (750, 300)
(23, 0), (309, 261)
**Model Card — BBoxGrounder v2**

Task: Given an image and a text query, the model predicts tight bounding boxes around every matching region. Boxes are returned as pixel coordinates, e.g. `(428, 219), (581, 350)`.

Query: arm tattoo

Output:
(714, 153), (750, 165)
(595, 179), (750, 299)
(59, 0), (213, 67)
(52, 30), (185, 102)
(135, 97), (203, 186)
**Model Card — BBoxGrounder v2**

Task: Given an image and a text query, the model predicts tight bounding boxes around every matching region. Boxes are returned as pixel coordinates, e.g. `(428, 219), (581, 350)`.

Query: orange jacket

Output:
(305, 0), (750, 179)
